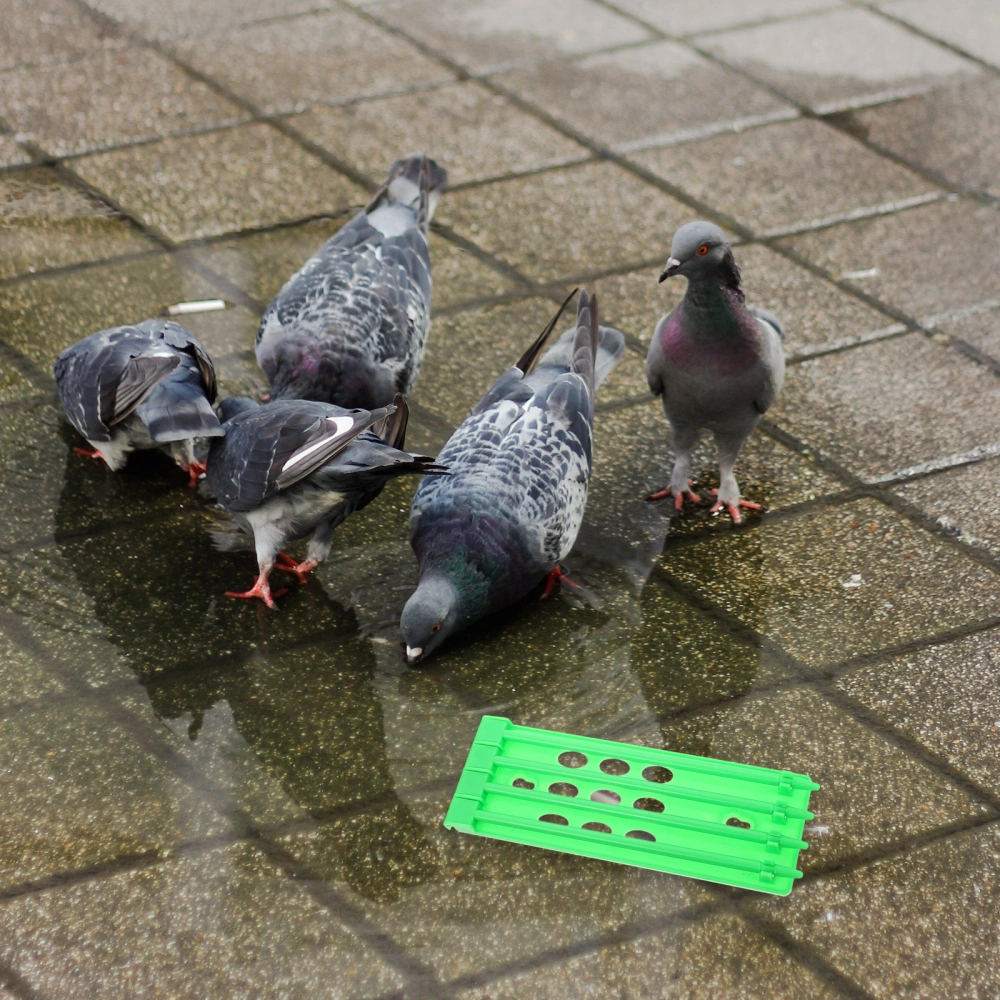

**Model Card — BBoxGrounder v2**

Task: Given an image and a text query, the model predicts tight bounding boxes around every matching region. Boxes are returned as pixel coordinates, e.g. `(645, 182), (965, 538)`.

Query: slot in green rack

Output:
(444, 716), (819, 895)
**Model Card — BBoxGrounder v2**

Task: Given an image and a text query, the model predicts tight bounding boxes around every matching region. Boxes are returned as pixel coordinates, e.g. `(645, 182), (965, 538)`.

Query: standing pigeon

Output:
(206, 394), (446, 609)
(54, 319), (222, 485)
(645, 221), (785, 523)
(400, 290), (625, 664)
(256, 153), (448, 409)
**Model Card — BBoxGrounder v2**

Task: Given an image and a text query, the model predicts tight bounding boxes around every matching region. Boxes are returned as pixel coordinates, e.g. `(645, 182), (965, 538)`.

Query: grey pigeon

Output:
(54, 319), (222, 485)
(256, 153), (448, 409)
(645, 221), (785, 523)
(400, 290), (625, 664)
(206, 394), (447, 609)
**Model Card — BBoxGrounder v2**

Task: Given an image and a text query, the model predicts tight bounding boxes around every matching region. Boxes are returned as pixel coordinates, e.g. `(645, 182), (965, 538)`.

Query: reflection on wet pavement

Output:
(2, 0), (1000, 996)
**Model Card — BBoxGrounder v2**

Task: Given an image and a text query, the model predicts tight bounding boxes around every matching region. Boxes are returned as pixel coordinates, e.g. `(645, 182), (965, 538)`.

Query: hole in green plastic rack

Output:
(634, 797), (665, 813)
(540, 814), (569, 825)
(626, 830), (656, 841)
(590, 789), (621, 805)
(599, 758), (630, 775)
(558, 751), (588, 768)
(582, 822), (612, 833)
(549, 782), (578, 797)
(642, 766), (673, 783)
(512, 778), (534, 790)
(726, 817), (751, 829)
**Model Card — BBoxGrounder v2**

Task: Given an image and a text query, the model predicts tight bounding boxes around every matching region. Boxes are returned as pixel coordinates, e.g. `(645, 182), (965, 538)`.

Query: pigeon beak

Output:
(406, 645), (423, 663)
(659, 257), (682, 282)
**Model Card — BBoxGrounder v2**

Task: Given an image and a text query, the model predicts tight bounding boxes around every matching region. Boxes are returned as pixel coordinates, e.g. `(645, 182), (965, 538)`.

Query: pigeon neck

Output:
(681, 275), (749, 334)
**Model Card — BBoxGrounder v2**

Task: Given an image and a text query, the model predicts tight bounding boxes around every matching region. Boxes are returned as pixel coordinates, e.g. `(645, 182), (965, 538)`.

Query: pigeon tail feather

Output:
(366, 153), (448, 233)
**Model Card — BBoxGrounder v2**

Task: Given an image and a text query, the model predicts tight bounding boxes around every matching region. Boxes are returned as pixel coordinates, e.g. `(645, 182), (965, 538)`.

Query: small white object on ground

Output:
(163, 299), (227, 316)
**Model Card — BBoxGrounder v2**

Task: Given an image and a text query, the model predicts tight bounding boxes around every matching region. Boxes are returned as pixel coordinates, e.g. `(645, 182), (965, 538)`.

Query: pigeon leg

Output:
(274, 552), (319, 586)
(274, 521), (333, 585)
(645, 425), (704, 509)
(185, 460), (207, 488)
(709, 432), (761, 524)
(73, 446), (108, 464)
(225, 560), (286, 609)
(540, 565), (582, 599)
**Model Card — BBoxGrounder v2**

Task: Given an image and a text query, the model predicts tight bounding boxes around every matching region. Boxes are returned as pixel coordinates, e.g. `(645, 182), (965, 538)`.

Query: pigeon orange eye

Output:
(697, 244), (709, 256)
(431, 622), (441, 634)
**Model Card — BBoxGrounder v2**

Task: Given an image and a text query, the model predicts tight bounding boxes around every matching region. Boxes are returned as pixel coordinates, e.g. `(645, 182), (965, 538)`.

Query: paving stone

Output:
(660, 497), (1000, 668)
(896, 459), (1000, 557)
(781, 198), (1000, 318)
(0, 630), (66, 707)
(191, 221), (518, 313)
(290, 80), (587, 186)
(456, 911), (844, 1000)
(936, 300), (1000, 360)
(0, 842), (405, 999)
(410, 296), (558, 425)
(751, 824), (1000, 1000)
(437, 162), (694, 282)
(853, 76), (1000, 199)
(0, 168), (153, 281)
(838, 627), (1000, 792)
(374, 0), (651, 74)
(610, 0), (841, 37)
(658, 685), (986, 873)
(632, 117), (935, 235)
(73, 123), (366, 242)
(591, 248), (889, 359)
(0, 253), (253, 370)
(774, 334), (1000, 481)
(0, 0), (120, 72)
(0, 136), (32, 167)
(698, 6), (980, 114)
(91, 0), (332, 41)
(496, 40), (792, 150)
(880, 0), (1000, 69)
(0, 363), (41, 406)
(0, 699), (227, 890)
(172, 10), (453, 115)
(0, 47), (247, 158)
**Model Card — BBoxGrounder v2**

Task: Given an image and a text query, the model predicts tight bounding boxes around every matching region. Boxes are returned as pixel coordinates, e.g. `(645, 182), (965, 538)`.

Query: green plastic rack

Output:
(444, 716), (819, 896)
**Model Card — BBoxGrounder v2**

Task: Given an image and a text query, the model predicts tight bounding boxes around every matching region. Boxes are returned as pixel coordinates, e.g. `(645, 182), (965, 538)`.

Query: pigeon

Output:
(400, 290), (625, 664)
(206, 394), (447, 609)
(255, 153), (448, 409)
(53, 319), (222, 485)
(645, 221), (785, 524)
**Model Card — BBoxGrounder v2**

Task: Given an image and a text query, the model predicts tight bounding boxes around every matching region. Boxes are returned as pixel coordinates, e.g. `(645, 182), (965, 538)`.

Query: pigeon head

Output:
(217, 396), (260, 423)
(400, 575), (461, 665)
(659, 221), (732, 283)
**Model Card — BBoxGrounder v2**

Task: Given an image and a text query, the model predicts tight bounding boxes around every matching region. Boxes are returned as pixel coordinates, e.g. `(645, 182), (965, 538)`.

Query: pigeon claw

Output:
(541, 565), (583, 599)
(644, 481), (705, 510)
(709, 490), (763, 525)
(274, 552), (319, 585)
(185, 460), (207, 488)
(73, 446), (108, 464)
(225, 575), (286, 610)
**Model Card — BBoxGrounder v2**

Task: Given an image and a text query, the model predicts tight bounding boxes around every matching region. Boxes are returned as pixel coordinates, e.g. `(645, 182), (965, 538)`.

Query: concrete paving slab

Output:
(0, 136), (32, 168)
(896, 459), (1000, 558)
(751, 824), (1000, 1000)
(0, 699), (227, 891)
(632, 117), (936, 235)
(496, 40), (792, 150)
(0, 631), (66, 708)
(610, 0), (842, 38)
(698, 6), (980, 114)
(0, 168), (153, 280)
(660, 497), (1000, 668)
(781, 198), (1000, 318)
(0, 0), (120, 72)
(437, 162), (695, 282)
(291, 80), (588, 186)
(838, 627), (1000, 792)
(879, 0), (1000, 69)
(854, 76), (1000, 199)
(0, 842), (405, 999)
(73, 123), (367, 243)
(0, 46), (248, 158)
(455, 911), (845, 999)
(171, 9), (453, 115)
(773, 334), (1000, 481)
(374, 0), (652, 75)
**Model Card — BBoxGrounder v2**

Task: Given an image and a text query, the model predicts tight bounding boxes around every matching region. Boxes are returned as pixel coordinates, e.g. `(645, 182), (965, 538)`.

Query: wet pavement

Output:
(1, 0), (999, 996)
